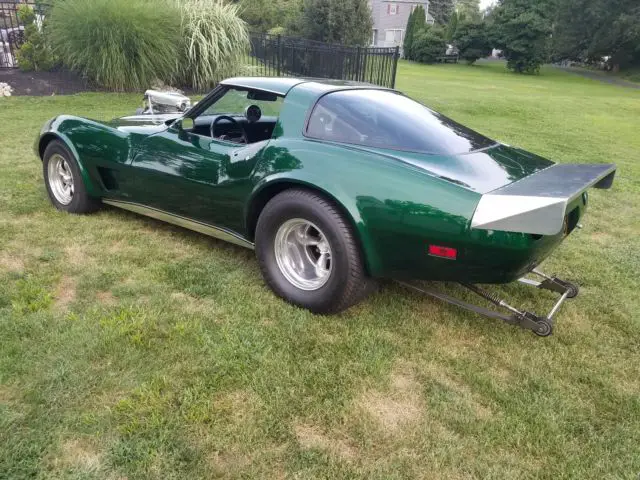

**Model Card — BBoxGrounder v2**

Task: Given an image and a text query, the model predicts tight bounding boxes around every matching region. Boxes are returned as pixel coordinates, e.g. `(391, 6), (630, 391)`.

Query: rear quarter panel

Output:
(250, 137), (483, 279)
(256, 82), (555, 282)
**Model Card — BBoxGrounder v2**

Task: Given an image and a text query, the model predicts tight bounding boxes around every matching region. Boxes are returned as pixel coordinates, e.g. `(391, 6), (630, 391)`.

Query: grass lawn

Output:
(1, 61), (639, 479)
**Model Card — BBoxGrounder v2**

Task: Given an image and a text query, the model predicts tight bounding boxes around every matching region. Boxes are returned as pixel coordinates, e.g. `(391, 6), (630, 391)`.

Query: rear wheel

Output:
(43, 140), (100, 214)
(255, 189), (375, 314)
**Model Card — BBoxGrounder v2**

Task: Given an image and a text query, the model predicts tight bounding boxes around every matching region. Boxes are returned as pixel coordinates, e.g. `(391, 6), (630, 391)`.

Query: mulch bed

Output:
(0, 68), (208, 96)
(0, 68), (102, 96)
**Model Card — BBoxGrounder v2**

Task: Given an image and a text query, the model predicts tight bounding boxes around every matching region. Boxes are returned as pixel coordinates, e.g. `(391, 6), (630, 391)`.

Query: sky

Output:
(480, 0), (497, 9)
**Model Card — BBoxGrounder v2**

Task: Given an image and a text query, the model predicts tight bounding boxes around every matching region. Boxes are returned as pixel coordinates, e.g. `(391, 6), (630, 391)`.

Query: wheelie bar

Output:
(396, 270), (579, 336)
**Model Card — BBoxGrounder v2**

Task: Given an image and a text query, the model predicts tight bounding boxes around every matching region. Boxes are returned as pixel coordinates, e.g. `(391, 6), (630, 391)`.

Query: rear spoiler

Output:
(471, 164), (616, 235)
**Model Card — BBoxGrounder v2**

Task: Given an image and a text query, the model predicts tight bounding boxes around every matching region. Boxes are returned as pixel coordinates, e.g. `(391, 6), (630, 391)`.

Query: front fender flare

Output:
(36, 130), (100, 197)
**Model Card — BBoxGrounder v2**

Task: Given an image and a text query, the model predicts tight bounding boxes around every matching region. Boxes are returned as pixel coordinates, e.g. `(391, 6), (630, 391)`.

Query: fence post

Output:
(361, 48), (368, 82)
(276, 35), (282, 76)
(391, 46), (400, 88)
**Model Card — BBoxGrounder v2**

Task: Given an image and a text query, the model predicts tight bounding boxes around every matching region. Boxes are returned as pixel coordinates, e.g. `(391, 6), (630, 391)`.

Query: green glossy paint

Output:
(36, 78), (578, 283)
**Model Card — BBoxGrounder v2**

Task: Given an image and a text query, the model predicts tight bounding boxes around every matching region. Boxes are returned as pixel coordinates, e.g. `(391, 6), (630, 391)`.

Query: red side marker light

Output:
(428, 245), (457, 260)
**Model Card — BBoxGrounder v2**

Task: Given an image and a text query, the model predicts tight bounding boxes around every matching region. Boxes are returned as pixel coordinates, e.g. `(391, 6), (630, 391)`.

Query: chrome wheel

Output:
(47, 154), (74, 205)
(274, 218), (332, 291)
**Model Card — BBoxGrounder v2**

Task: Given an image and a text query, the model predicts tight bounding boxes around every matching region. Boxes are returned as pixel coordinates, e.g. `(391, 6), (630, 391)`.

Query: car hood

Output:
(104, 113), (181, 134)
(362, 144), (554, 194)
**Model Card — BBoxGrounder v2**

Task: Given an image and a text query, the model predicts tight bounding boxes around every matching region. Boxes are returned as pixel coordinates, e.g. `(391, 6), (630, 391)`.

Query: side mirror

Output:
(180, 118), (194, 131)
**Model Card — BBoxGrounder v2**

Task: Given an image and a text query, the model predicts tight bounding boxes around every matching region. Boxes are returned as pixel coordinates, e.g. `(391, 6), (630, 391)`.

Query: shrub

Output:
(297, 0), (373, 46)
(173, 0), (250, 90)
(239, 0), (302, 34)
(488, 0), (551, 74)
(453, 20), (491, 65)
(412, 26), (447, 64)
(48, 0), (181, 91)
(267, 26), (287, 36)
(15, 5), (58, 72)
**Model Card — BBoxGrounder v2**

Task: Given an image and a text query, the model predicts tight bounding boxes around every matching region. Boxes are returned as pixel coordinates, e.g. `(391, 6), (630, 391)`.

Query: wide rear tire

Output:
(255, 189), (375, 314)
(43, 140), (100, 214)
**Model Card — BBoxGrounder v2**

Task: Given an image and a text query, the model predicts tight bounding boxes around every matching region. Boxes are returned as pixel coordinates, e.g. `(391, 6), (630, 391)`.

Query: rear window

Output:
(306, 90), (496, 155)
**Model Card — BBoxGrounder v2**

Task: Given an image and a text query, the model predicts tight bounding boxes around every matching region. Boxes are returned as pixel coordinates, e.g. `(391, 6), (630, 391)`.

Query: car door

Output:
(127, 123), (267, 233)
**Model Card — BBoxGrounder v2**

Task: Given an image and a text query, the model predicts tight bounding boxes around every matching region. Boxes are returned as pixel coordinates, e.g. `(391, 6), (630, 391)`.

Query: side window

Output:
(307, 92), (377, 143)
(306, 90), (496, 155)
(307, 96), (369, 145)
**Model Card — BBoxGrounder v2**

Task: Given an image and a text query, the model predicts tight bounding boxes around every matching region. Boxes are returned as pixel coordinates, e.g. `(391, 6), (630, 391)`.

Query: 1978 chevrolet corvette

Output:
(36, 77), (616, 335)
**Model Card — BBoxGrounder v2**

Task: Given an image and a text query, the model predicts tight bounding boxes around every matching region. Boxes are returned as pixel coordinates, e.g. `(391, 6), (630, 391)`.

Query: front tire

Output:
(255, 189), (375, 314)
(43, 140), (100, 214)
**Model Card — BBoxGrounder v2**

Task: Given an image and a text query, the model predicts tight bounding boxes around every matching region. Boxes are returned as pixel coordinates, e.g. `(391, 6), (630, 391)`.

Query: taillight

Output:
(428, 245), (457, 260)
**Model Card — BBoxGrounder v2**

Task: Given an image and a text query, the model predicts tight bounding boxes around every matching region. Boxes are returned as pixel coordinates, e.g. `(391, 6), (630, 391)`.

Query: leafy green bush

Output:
(488, 0), (551, 74)
(48, 0), (181, 91)
(173, 0), (250, 91)
(239, 0), (301, 34)
(15, 5), (58, 72)
(297, 0), (373, 46)
(453, 20), (491, 65)
(267, 26), (287, 36)
(412, 27), (447, 64)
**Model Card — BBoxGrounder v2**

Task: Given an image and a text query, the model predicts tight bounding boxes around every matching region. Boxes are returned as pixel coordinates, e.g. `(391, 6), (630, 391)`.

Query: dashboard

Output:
(192, 114), (278, 144)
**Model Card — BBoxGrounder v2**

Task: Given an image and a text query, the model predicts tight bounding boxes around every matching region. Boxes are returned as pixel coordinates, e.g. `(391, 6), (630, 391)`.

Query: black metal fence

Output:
(249, 33), (400, 88)
(2, 5), (400, 90)
(0, 0), (46, 68)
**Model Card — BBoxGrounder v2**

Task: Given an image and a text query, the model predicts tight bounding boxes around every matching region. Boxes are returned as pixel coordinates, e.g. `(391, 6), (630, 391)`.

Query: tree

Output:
(455, 0), (480, 19)
(552, 0), (640, 71)
(445, 9), (463, 41)
(412, 26), (447, 63)
(488, 0), (553, 74)
(453, 20), (491, 64)
(429, 0), (455, 25)
(297, 0), (373, 46)
(237, 0), (301, 34)
(404, 5), (426, 59)
(403, 8), (417, 58)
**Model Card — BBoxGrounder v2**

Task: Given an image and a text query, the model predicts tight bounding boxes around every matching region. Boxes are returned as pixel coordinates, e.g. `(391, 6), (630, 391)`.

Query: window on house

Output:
(388, 3), (398, 15)
(384, 29), (403, 45)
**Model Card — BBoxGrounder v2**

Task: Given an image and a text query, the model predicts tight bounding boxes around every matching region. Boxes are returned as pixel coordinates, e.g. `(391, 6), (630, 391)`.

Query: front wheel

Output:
(255, 189), (375, 314)
(43, 140), (100, 214)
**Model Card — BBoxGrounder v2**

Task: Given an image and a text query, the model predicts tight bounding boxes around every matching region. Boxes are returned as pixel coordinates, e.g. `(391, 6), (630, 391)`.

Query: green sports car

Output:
(36, 77), (616, 334)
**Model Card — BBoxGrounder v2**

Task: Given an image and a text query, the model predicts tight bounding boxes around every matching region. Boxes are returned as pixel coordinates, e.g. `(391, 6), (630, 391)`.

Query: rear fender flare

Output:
(38, 132), (100, 197)
(246, 172), (383, 276)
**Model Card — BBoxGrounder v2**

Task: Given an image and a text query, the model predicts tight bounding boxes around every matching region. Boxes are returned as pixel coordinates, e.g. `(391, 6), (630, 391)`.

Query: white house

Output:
(369, 0), (435, 48)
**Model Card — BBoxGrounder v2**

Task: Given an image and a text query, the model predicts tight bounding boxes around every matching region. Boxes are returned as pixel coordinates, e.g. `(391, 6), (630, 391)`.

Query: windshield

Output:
(203, 87), (284, 117)
(306, 89), (496, 155)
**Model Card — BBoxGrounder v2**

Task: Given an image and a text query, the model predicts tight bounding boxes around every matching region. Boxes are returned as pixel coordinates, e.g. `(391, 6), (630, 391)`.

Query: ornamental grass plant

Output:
(48, 0), (179, 91)
(48, 0), (249, 91)
(173, 0), (250, 91)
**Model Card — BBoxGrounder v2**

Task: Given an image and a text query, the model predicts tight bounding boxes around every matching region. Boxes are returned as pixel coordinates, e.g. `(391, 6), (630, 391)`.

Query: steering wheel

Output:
(210, 115), (248, 144)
